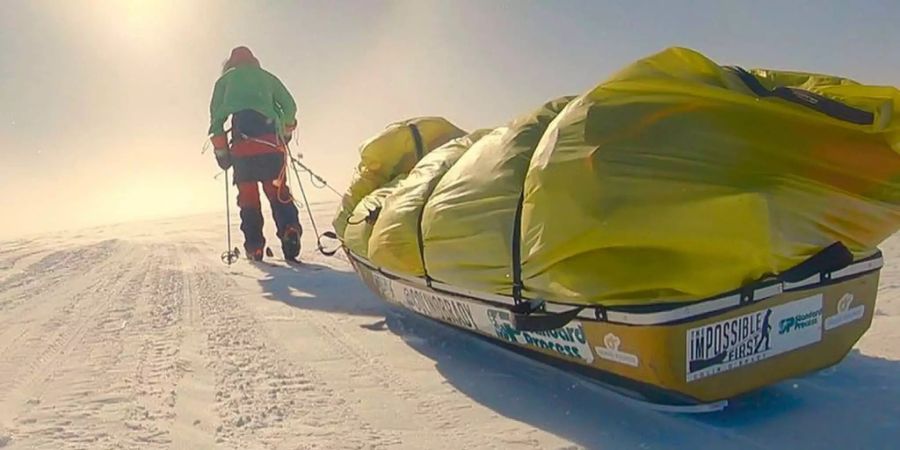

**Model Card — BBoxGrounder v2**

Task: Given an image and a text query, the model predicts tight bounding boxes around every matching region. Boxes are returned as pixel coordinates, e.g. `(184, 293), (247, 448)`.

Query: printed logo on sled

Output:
(685, 295), (823, 382)
(594, 333), (639, 367)
(824, 293), (865, 331)
(487, 310), (594, 363)
(393, 285), (479, 331)
(368, 271), (480, 332)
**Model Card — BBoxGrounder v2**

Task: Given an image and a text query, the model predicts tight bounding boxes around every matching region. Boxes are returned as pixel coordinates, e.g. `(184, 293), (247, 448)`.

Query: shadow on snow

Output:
(255, 262), (900, 450)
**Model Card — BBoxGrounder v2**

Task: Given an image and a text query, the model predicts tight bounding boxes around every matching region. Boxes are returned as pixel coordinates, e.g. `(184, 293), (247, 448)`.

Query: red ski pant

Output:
(237, 179), (288, 210)
(236, 177), (302, 252)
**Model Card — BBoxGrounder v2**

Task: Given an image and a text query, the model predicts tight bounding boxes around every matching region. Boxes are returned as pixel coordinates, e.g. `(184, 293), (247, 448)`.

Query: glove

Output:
(210, 134), (231, 170)
(282, 120), (297, 145)
(214, 148), (232, 170)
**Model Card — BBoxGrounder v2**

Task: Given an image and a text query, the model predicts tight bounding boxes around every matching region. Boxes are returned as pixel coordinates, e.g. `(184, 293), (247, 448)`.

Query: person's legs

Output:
(236, 180), (265, 259)
(229, 109), (281, 261)
(262, 178), (302, 260)
(231, 111), (292, 260)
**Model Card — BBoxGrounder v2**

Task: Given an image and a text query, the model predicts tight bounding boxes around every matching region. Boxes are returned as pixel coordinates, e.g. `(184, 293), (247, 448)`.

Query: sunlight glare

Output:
(97, 0), (183, 48)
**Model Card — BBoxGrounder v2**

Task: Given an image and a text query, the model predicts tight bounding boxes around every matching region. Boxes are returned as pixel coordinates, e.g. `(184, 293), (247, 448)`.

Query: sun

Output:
(93, 0), (183, 48)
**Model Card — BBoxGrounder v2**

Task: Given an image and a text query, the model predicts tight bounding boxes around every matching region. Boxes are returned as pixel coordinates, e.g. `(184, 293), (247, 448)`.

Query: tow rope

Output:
(279, 136), (343, 257)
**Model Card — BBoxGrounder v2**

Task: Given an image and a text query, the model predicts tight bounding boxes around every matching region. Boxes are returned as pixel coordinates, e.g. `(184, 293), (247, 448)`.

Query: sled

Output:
(345, 245), (881, 410)
(331, 46), (898, 411)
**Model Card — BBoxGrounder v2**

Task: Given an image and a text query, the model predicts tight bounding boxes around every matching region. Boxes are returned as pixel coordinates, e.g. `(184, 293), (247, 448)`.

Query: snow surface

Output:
(0, 199), (898, 449)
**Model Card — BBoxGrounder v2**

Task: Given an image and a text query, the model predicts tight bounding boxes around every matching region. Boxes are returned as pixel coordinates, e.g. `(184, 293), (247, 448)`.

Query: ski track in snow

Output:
(0, 201), (898, 449)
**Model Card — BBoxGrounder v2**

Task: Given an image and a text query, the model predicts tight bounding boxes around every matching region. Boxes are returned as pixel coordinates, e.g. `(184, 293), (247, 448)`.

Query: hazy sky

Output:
(1, 0), (898, 239)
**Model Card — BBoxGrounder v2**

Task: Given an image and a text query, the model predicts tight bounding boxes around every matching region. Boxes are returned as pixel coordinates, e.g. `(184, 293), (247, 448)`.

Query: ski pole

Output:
(222, 167), (240, 264)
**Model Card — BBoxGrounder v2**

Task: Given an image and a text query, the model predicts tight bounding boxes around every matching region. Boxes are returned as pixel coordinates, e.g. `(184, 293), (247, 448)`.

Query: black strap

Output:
(409, 124), (425, 161)
(779, 241), (853, 283)
(727, 66), (874, 125)
(415, 199), (431, 283)
(511, 304), (586, 332)
(511, 192), (526, 304)
(409, 124), (436, 282)
(318, 231), (341, 257)
(346, 206), (381, 226)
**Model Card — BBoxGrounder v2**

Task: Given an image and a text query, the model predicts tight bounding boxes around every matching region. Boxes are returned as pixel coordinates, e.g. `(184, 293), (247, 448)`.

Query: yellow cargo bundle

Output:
(333, 47), (900, 409)
(521, 47), (900, 305)
(423, 97), (575, 294)
(342, 176), (406, 258)
(368, 129), (492, 275)
(333, 117), (466, 236)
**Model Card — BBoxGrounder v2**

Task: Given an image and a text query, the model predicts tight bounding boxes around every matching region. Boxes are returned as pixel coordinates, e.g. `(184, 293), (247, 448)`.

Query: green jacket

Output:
(208, 65), (297, 137)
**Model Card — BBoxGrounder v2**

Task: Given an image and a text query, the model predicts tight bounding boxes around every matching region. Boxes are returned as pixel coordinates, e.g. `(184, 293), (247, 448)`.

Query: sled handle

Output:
(318, 231), (342, 257)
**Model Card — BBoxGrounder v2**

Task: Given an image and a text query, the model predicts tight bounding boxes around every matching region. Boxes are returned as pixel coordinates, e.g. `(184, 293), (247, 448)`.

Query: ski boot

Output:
(281, 226), (302, 263)
(245, 245), (265, 262)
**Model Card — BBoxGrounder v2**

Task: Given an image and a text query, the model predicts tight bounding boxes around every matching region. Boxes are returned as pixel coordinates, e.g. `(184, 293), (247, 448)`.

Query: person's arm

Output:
(208, 77), (231, 170)
(208, 77), (227, 141)
(272, 75), (298, 138)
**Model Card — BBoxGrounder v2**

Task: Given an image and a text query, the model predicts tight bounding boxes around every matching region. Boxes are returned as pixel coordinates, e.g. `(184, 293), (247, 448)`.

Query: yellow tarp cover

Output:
(335, 47), (900, 306)
(332, 117), (466, 236)
(423, 97), (574, 293)
(368, 130), (491, 275)
(342, 177), (406, 258)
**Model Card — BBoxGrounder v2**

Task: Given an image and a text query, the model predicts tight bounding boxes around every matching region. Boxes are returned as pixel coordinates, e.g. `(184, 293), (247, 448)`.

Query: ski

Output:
(234, 247), (324, 271)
